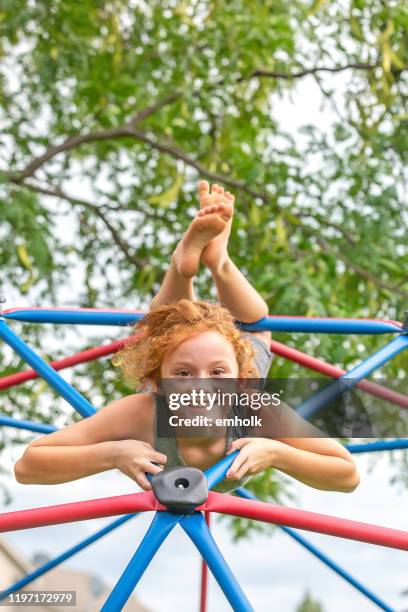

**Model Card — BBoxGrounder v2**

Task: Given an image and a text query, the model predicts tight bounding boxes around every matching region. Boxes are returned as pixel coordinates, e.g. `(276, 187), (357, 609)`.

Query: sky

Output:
(1, 67), (408, 611)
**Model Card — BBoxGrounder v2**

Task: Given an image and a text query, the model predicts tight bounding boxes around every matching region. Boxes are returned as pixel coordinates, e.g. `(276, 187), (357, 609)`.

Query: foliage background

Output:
(0, 0), (407, 517)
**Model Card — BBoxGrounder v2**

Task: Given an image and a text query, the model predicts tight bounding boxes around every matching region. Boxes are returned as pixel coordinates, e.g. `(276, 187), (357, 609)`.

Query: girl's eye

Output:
(213, 368), (226, 376)
(177, 370), (191, 377)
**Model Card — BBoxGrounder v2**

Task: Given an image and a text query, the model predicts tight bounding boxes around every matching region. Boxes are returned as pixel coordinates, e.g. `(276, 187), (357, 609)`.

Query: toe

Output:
(198, 180), (210, 196)
(200, 205), (215, 215)
(218, 203), (233, 220)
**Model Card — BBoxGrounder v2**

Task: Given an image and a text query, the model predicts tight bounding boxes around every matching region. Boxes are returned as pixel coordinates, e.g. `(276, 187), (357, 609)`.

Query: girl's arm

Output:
(15, 440), (119, 484)
(273, 437), (359, 491)
(14, 394), (166, 490)
(226, 402), (360, 492)
(227, 436), (359, 492)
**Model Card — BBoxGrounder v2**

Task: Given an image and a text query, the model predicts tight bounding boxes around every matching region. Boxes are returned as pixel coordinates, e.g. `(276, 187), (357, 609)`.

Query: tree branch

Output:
(11, 61), (390, 182)
(129, 91), (182, 125)
(296, 212), (358, 246)
(13, 92), (181, 181)
(13, 126), (135, 181)
(243, 62), (380, 81)
(301, 225), (408, 299)
(20, 180), (147, 270)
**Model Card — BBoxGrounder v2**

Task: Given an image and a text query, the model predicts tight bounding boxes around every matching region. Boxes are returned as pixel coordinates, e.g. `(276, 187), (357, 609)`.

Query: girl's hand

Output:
(225, 438), (280, 480)
(112, 439), (167, 491)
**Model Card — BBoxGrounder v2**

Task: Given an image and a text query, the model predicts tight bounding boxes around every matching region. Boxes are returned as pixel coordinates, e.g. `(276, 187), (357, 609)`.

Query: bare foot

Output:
(173, 208), (229, 278)
(198, 181), (235, 271)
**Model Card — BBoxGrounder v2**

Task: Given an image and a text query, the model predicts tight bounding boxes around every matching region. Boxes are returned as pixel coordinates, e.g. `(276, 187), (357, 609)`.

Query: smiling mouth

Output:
(187, 404), (225, 412)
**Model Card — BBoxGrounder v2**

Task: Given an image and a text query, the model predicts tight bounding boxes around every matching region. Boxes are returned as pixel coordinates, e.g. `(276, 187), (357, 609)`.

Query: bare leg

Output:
(198, 181), (269, 323)
(149, 256), (196, 311)
(211, 257), (269, 323)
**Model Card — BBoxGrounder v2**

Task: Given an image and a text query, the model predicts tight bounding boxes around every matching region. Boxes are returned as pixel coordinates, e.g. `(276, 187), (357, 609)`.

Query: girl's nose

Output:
(197, 376), (221, 394)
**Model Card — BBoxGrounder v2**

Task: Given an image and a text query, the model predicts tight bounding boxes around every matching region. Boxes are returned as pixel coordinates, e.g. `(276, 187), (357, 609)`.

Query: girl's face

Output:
(160, 331), (239, 430)
(159, 331), (239, 430)
(160, 330), (239, 379)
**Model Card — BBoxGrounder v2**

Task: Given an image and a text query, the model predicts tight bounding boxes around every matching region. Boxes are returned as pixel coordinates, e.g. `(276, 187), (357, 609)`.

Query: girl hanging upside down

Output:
(14, 181), (360, 494)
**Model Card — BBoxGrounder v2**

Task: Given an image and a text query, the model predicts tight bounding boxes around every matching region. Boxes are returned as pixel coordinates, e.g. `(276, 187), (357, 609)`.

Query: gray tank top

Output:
(153, 333), (273, 493)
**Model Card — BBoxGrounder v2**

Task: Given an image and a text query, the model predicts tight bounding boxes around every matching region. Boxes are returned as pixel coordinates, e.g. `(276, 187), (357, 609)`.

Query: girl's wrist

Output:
(267, 439), (282, 468)
(207, 253), (232, 275)
(106, 440), (123, 470)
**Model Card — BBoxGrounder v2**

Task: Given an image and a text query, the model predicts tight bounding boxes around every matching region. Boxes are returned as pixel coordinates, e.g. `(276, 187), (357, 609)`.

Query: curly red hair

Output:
(112, 299), (259, 389)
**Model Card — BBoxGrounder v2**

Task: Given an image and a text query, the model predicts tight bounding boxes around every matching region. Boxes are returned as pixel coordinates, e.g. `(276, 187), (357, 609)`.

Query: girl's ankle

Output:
(208, 253), (231, 275)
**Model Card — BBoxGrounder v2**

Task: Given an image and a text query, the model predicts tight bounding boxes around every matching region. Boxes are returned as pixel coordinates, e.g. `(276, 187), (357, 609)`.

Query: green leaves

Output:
(148, 172), (184, 208)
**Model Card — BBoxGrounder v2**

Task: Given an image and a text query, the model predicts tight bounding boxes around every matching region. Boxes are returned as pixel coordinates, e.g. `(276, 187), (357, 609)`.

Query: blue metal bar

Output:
(204, 451), (239, 490)
(104, 454), (255, 612)
(2, 309), (144, 326)
(2, 309), (403, 334)
(236, 488), (393, 612)
(0, 321), (96, 418)
(297, 334), (408, 419)
(181, 512), (254, 612)
(239, 317), (403, 334)
(101, 511), (180, 611)
(0, 414), (57, 434)
(0, 514), (136, 601)
(347, 439), (408, 453)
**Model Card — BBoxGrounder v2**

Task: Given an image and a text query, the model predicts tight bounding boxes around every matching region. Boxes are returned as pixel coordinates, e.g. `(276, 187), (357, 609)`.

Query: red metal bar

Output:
(199, 511), (211, 612)
(0, 491), (160, 533)
(0, 334), (141, 390)
(271, 340), (408, 409)
(2, 333), (407, 409)
(204, 492), (408, 551)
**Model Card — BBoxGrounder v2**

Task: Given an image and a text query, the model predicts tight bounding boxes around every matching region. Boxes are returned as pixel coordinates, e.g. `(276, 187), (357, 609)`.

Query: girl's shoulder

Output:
(30, 393), (156, 448)
(106, 392), (155, 420)
(241, 331), (273, 377)
(93, 392), (156, 442)
(241, 330), (272, 350)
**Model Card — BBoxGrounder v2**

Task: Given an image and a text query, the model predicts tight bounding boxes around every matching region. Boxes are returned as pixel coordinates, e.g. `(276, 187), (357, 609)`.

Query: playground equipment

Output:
(0, 306), (408, 611)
